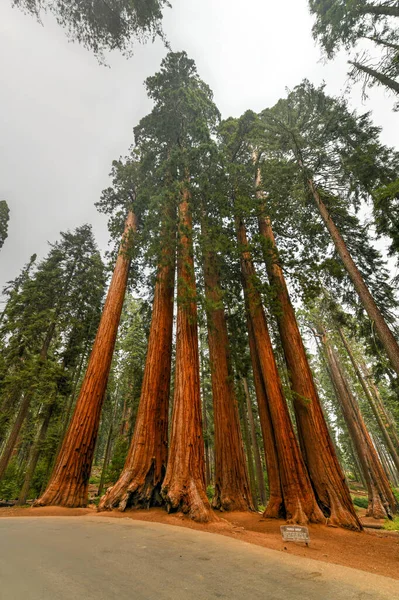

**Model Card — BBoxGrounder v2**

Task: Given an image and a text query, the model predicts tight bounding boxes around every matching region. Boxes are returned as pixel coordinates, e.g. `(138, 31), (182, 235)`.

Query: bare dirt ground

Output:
(1, 505), (398, 580)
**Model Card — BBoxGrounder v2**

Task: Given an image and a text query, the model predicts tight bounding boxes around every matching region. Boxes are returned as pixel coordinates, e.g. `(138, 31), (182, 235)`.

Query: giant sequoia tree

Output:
(261, 83), (399, 378)
(35, 209), (136, 507)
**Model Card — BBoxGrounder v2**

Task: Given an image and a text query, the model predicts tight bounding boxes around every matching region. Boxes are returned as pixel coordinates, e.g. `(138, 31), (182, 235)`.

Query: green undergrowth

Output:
(351, 495), (368, 509)
(383, 517), (399, 531)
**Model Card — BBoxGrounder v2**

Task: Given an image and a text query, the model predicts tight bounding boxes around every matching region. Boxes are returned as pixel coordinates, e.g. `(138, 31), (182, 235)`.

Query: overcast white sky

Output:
(0, 0), (397, 294)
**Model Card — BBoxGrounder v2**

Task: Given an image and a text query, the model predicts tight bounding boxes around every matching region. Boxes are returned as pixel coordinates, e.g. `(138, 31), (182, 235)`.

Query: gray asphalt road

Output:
(0, 517), (397, 600)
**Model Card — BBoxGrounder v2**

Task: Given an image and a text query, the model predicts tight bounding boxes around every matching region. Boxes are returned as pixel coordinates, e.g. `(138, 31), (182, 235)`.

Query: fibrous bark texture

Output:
(237, 216), (324, 525)
(202, 235), (253, 512)
(258, 207), (360, 530)
(99, 223), (175, 511)
(323, 331), (398, 519)
(308, 178), (399, 378)
(339, 328), (399, 477)
(34, 211), (137, 508)
(161, 188), (213, 522)
(247, 316), (284, 518)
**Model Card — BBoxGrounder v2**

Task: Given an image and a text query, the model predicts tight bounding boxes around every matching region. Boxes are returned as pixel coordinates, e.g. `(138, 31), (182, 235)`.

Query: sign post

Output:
(280, 525), (310, 546)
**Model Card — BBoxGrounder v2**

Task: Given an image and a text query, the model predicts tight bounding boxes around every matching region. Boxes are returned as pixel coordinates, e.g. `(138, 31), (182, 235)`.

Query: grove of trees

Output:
(1, 2), (399, 534)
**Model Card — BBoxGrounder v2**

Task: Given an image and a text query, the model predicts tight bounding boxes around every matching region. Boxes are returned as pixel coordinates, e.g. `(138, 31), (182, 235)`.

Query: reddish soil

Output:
(1, 505), (398, 580)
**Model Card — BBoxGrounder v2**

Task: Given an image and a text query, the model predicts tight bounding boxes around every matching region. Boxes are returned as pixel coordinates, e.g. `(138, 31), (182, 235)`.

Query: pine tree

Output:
(35, 211), (136, 507)
(309, 0), (399, 106)
(0, 201), (9, 251)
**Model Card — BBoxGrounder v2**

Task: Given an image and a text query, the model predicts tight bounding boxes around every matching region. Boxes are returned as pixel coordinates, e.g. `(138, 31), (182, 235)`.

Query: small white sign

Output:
(280, 525), (310, 544)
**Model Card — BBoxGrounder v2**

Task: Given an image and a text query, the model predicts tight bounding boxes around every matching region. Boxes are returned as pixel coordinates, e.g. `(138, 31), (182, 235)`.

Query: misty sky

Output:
(0, 0), (397, 296)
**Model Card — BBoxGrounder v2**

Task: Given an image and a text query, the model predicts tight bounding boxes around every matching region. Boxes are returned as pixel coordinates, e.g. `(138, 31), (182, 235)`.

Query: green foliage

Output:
(383, 516), (399, 530)
(12, 0), (169, 59)
(106, 436), (129, 484)
(0, 200), (9, 251)
(309, 1), (399, 105)
(351, 494), (368, 509)
(0, 461), (23, 500)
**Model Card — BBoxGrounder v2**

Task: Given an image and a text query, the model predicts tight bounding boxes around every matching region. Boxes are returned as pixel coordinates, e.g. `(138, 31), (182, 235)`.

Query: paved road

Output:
(0, 517), (397, 599)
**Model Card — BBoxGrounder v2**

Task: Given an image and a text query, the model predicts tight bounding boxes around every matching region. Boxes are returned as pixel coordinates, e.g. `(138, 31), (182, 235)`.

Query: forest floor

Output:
(1, 505), (398, 581)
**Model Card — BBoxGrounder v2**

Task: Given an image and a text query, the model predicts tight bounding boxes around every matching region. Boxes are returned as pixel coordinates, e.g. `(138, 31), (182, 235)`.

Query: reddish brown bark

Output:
(246, 316), (284, 518)
(257, 208), (360, 530)
(34, 211), (137, 508)
(338, 328), (399, 477)
(322, 330), (398, 519)
(161, 188), (213, 522)
(237, 216), (323, 525)
(242, 377), (267, 506)
(238, 380), (258, 510)
(306, 177), (399, 378)
(358, 357), (399, 454)
(99, 224), (175, 511)
(202, 235), (253, 512)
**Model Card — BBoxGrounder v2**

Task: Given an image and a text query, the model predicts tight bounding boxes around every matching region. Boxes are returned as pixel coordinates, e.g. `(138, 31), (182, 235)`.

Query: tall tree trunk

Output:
(97, 386), (120, 499)
(0, 327), (55, 481)
(0, 387), (23, 449)
(306, 177), (399, 376)
(359, 358), (399, 454)
(161, 187), (213, 522)
(321, 330), (398, 519)
(243, 378), (267, 506)
(338, 327), (399, 476)
(202, 222), (253, 511)
(247, 315), (284, 517)
(257, 205), (360, 529)
(99, 215), (175, 511)
(17, 400), (56, 505)
(200, 342), (212, 487)
(362, 5), (399, 17)
(0, 392), (31, 480)
(349, 61), (399, 94)
(237, 216), (323, 524)
(238, 382), (258, 511)
(35, 211), (137, 508)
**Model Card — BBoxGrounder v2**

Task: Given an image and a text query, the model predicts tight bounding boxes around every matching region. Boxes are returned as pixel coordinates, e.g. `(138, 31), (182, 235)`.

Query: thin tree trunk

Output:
(321, 330), (398, 519)
(359, 358), (399, 453)
(17, 401), (56, 505)
(0, 387), (23, 449)
(257, 203), (360, 529)
(35, 211), (137, 508)
(349, 60), (399, 94)
(306, 179), (399, 377)
(99, 214), (175, 511)
(200, 343), (212, 488)
(247, 315), (284, 517)
(338, 327), (399, 476)
(161, 186), (213, 522)
(0, 393), (31, 480)
(362, 5), (399, 18)
(243, 378), (267, 506)
(202, 219), (253, 511)
(97, 385), (121, 499)
(237, 216), (323, 524)
(238, 381), (258, 511)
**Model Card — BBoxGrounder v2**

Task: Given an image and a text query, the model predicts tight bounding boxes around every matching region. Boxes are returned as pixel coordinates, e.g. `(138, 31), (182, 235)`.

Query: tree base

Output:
(98, 462), (165, 512)
(162, 478), (216, 523)
(326, 498), (363, 531)
(367, 495), (392, 520)
(33, 484), (88, 508)
(212, 486), (254, 512)
(263, 495), (285, 519)
(284, 496), (325, 525)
